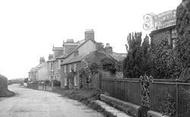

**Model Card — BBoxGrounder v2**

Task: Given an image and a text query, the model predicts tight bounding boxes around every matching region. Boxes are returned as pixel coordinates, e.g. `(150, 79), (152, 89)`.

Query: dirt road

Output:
(0, 84), (103, 117)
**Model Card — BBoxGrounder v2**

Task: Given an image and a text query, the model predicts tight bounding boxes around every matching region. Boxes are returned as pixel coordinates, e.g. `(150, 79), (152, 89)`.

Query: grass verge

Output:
(52, 88), (116, 117)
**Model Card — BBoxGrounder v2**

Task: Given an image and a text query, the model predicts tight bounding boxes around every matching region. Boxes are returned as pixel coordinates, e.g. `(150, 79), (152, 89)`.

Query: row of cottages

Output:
(28, 57), (48, 81)
(29, 29), (126, 88)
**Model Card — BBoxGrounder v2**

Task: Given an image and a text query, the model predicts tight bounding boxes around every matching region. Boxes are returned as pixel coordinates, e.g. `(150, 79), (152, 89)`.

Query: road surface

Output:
(0, 84), (103, 117)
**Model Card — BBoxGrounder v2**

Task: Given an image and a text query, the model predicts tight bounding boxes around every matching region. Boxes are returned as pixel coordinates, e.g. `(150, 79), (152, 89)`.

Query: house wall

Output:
(78, 40), (97, 55)
(29, 71), (37, 81)
(53, 50), (63, 58)
(36, 63), (49, 81)
(54, 59), (62, 81)
(60, 39), (97, 89)
(64, 44), (78, 55)
(150, 26), (177, 48)
(60, 62), (81, 88)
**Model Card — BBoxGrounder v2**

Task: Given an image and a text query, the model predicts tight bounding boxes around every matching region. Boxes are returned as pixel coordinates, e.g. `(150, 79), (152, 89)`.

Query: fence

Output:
(100, 78), (190, 117)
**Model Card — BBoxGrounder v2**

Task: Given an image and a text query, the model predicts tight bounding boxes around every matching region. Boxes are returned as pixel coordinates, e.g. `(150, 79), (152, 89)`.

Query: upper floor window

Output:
(69, 64), (72, 72)
(74, 64), (77, 72)
(171, 29), (177, 49)
(50, 63), (53, 70)
(64, 65), (66, 73)
(58, 60), (61, 69)
(74, 50), (79, 56)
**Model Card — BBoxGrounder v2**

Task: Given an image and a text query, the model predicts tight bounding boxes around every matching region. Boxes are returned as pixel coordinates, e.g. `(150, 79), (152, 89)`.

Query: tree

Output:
(101, 58), (117, 75)
(123, 32), (151, 78)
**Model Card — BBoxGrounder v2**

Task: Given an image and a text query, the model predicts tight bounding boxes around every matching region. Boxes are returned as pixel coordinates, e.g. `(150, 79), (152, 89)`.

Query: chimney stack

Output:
(40, 57), (45, 64)
(48, 54), (53, 60)
(105, 43), (113, 54)
(85, 29), (94, 40)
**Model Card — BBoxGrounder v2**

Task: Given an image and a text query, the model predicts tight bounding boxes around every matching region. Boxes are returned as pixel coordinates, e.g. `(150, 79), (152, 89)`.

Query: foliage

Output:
(150, 40), (181, 79)
(53, 80), (61, 87)
(89, 63), (99, 75)
(79, 67), (91, 83)
(123, 32), (182, 79)
(24, 78), (29, 83)
(101, 58), (116, 75)
(123, 32), (151, 78)
(159, 93), (176, 116)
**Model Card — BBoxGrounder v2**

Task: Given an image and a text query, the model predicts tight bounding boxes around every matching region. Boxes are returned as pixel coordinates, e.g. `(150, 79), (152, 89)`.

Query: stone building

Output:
(149, 10), (177, 48)
(60, 29), (97, 88)
(60, 30), (126, 89)
(47, 39), (79, 82)
(29, 57), (48, 81)
(150, 25), (177, 48)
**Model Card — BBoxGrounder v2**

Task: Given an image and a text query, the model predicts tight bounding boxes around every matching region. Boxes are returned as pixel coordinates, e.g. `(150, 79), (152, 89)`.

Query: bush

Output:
(53, 80), (61, 87)
(150, 39), (181, 79)
(101, 58), (117, 75)
(123, 32), (182, 79)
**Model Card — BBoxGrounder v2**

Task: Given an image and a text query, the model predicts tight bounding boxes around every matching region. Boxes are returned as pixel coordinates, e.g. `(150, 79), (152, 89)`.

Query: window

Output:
(58, 60), (61, 69)
(171, 29), (177, 49)
(69, 64), (72, 72)
(171, 29), (177, 39)
(74, 64), (77, 72)
(64, 78), (67, 86)
(74, 76), (77, 86)
(50, 63), (53, 70)
(74, 50), (79, 56)
(64, 65), (66, 73)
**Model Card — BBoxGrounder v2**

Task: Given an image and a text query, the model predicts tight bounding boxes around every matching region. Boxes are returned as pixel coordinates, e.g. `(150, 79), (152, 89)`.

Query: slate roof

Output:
(110, 52), (126, 61)
(61, 54), (87, 65)
(61, 39), (97, 65)
(47, 58), (56, 62)
(60, 39), (96, 59)
(52, 47), (63, 51)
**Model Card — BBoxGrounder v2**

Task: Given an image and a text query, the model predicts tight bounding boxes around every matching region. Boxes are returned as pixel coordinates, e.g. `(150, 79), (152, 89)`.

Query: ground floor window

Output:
(64, 78), (67, 86)
(74, 76), (77, 86)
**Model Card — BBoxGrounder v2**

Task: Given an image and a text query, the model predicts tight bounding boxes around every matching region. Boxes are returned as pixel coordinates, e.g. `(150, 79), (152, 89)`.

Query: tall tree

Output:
(123, 32), (151, 78)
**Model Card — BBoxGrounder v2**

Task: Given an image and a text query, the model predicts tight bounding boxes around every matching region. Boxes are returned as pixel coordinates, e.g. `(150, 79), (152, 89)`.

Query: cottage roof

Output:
(52, 47), (63, 51)
(82, 50), (118, 66)
(61, 54), (87, 65)
(60, 39), (96, 59)
(110, 52), (126, 62)
(47, 58), (56, 62)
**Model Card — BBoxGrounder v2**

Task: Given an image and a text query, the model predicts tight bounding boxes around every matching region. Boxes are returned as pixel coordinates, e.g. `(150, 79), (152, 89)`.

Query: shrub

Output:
(101, 58), (116, 75)
(150, 39), (181, 79)
(53, 80), (61, 87)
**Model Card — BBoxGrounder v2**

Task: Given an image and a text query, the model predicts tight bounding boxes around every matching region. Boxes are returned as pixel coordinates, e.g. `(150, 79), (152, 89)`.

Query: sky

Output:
(0, 0), (181, 79)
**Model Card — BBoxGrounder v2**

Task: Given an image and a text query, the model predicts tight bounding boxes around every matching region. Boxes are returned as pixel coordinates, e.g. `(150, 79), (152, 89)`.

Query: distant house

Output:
(28, 67), (38, 81)
(28, 57), (48, 81)
(47, 39), (79, 83)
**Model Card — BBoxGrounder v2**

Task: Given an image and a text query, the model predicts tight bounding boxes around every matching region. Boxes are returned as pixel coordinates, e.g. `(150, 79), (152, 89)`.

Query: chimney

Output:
(105, 43), (113, 54)
(40, 57), (45, 64)
(85, 29), (94, 40)
(48, 54), (53, 60)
